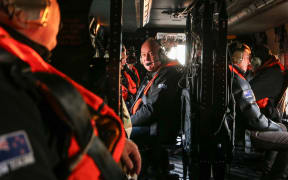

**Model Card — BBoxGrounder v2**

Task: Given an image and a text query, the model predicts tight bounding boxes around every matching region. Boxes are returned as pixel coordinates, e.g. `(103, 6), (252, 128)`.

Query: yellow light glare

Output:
(95, 23), (101, 34)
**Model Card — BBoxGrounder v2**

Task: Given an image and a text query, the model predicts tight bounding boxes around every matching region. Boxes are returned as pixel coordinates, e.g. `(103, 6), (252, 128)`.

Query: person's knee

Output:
(279, 123), (287, 131)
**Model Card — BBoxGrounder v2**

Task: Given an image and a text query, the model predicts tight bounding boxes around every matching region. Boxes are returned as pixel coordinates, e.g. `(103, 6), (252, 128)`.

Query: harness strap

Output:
(32, 73), (127, 180)
(87, 134), (128, 180)
(0, 27), (125, 162)
(131, 73), (159, 115)
(131, 61), (179, 115)
(0, 30), (126, 179)
(229, 65), (246, 80)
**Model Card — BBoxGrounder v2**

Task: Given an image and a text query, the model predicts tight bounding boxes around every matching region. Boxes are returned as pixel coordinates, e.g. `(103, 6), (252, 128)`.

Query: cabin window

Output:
(167, 44), (186, 65)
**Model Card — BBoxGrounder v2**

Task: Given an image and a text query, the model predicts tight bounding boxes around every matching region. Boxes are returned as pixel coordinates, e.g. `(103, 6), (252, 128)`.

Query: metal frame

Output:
(106, 0), (123, 115)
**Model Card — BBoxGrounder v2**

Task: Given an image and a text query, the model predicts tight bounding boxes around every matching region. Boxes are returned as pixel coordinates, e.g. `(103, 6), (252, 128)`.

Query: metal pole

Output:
(107, 0), (123, 115)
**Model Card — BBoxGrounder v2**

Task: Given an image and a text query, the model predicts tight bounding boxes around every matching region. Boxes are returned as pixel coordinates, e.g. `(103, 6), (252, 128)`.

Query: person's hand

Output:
(121, 139), (141, 175)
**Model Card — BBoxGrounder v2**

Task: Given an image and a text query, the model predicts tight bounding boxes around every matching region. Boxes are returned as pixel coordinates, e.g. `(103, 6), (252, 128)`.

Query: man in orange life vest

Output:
(130, 38), (182, 178)
(248, 45), (286, 177)
(0, 0), (140, 179)
(121, 45), (140, 109)
(229, 43), (288, 180)
(249, 45), (285, 122)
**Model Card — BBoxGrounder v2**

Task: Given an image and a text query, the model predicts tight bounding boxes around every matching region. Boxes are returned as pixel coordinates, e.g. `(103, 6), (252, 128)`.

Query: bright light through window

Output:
(167, 45), (186, 65)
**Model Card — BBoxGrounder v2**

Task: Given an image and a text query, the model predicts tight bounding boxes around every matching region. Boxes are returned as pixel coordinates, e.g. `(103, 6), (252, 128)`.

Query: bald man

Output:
(130, 37), (182, 178)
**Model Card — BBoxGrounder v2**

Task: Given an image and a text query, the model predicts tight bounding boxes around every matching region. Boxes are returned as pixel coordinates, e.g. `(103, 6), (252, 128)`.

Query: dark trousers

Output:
(250, 124), (288, 180)
(131, 127), (179, 180)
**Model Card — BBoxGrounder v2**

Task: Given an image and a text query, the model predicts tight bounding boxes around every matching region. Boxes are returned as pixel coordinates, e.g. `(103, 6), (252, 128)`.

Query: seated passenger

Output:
(0, 0), (140, 179)
(121, 45), (140, 109)
(130, 37), (182, 179)
(249, 45), (285, 122)
(125, 47), (141, 87)
(229, 43), (288, 180)
(248, 45), (286, 175)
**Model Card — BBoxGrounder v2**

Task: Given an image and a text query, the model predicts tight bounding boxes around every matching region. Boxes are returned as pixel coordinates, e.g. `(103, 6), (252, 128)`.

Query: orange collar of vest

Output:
(256, 56), (285, 72)
(229, 65), (246, 80)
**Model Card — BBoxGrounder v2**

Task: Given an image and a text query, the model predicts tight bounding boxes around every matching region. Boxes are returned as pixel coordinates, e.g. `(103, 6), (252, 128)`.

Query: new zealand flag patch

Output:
(243, 89), (254, 99)
(0, 130), (35, 177)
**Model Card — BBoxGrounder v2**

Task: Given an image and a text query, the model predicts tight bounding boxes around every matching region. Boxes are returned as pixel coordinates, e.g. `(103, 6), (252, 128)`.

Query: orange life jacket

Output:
(122, 65), (140, 101)
(132, 66), (140, 87)
(122, 84), (129, 100)
(123, 71), (137, 95)
(0, 26), (125, 180)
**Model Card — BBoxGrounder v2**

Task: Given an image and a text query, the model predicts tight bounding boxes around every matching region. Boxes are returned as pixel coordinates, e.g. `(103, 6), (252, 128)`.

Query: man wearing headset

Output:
(230, 43), (288, 180)
(249, 45), (285, 122)
(0, 0), (140, 179)
(130, 37), (182, 179)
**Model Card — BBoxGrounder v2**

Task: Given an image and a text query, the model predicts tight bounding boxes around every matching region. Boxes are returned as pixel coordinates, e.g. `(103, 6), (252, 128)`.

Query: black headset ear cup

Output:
(251, 56), (262, 69)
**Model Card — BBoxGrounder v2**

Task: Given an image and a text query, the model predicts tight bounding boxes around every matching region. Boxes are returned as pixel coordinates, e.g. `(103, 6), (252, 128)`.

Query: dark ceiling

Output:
(92, 0), (288, 34)
(145, 0), (288, 34)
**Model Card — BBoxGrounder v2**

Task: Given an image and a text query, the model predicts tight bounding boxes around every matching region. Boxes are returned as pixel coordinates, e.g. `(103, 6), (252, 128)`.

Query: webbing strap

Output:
(0, 26), (125, 162)
(88, 135), (127, 180)
(131, 60), (179, 115)
(229, 65), (246, 80)
(1, 47), (126, 179)
(33, 73), (93, 149)
(131, 72), (159, 115)
(33, 73), (127, 180)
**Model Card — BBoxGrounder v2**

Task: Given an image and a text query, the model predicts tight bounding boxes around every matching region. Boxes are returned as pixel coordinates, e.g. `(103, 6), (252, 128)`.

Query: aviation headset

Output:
(251, 45), (272, 68)
(0, 0), (50, 26)
(231, 42), (251, 64)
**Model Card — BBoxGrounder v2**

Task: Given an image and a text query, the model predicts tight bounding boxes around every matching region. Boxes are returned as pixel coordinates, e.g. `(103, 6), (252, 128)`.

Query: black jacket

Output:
(249, 58), (284, 121)
(131, 61), (182, 144)
(0, 29), (62, 179)
(229, 65), (281, 134)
